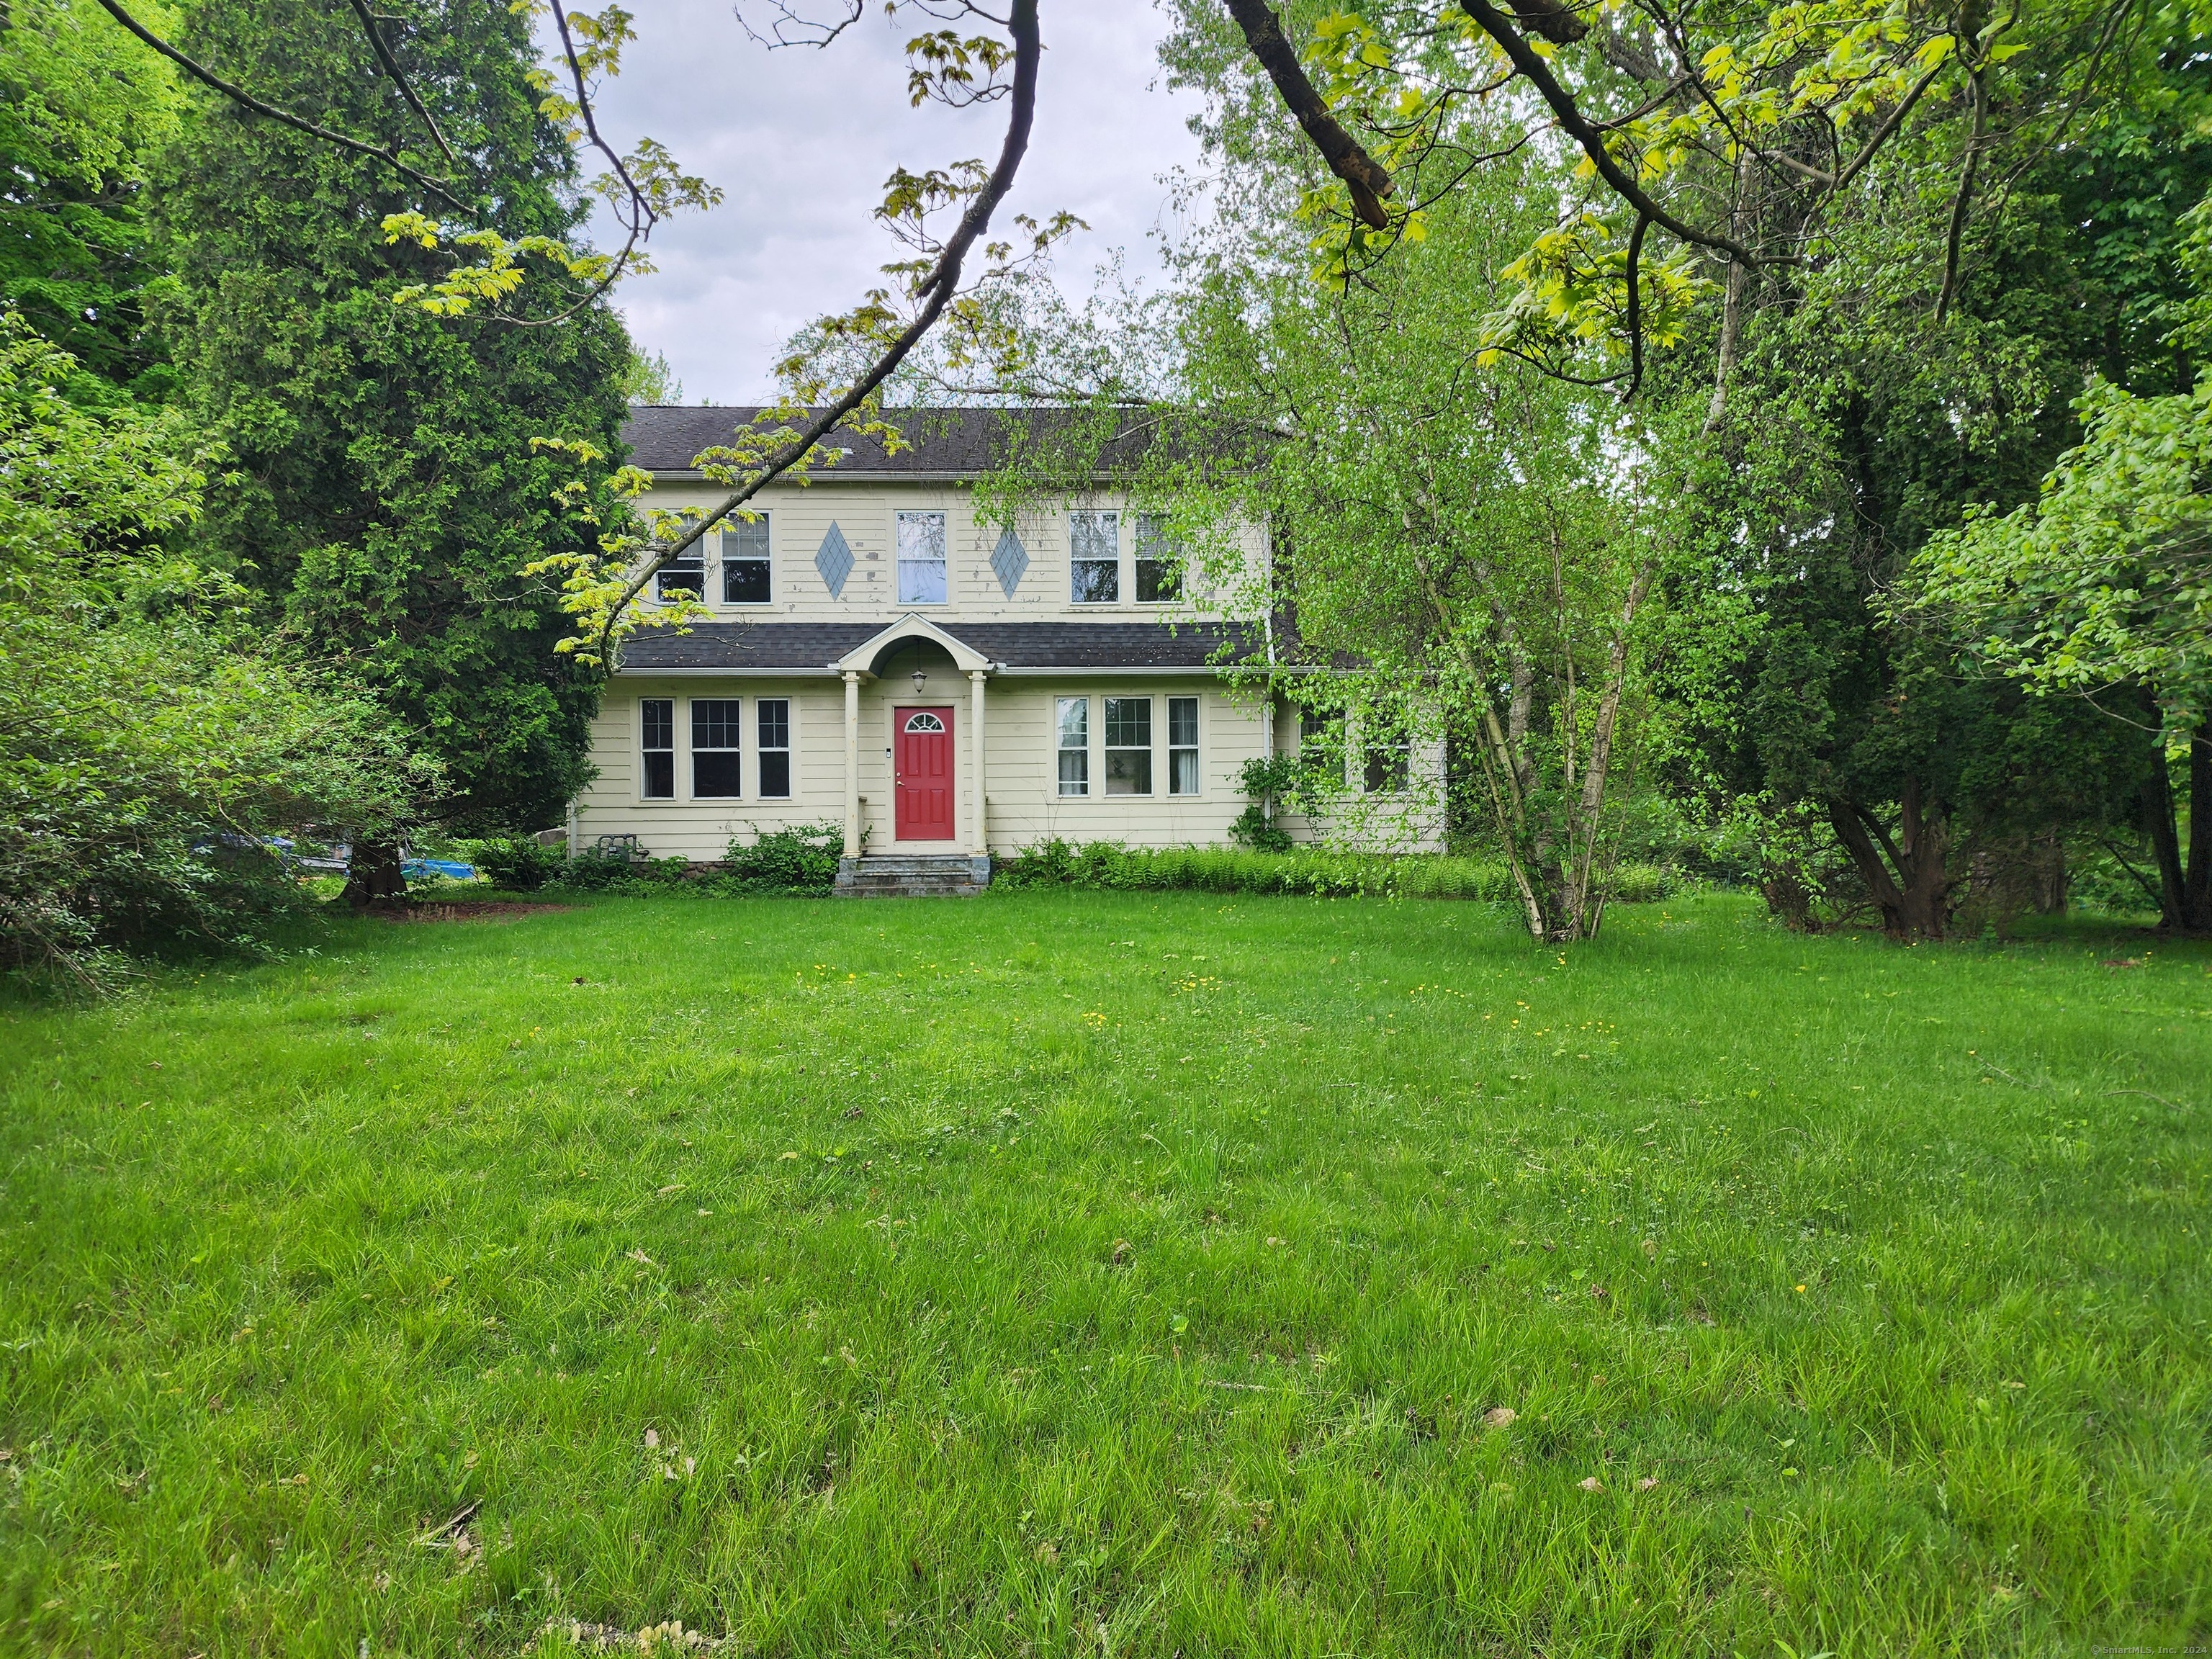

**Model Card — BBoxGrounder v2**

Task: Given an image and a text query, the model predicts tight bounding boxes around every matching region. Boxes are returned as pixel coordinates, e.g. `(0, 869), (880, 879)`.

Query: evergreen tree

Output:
(0, 0), (184, 401)
(156, 0), (631, 899)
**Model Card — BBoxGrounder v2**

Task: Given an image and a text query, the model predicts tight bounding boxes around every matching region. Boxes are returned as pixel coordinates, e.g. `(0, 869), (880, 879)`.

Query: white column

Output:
(969, 669), (989, 856)
(842, 670), (862, 858)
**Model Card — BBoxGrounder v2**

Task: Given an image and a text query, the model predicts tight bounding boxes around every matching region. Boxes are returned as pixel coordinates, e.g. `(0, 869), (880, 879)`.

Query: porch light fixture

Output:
(912, 670), (928, 695)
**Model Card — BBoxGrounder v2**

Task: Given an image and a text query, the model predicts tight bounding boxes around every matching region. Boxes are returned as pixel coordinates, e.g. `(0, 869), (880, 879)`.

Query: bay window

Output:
(1056, 696), (1089, 796)
(1105, 696), (1151, 795)
(641, 698), (674, 799)
(1168, 696), (1200, 794)
(757, 698), (792, 798)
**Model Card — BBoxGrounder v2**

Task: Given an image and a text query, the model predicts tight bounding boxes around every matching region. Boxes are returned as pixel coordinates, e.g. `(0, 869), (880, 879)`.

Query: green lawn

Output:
(2, 891), (2207, 1657)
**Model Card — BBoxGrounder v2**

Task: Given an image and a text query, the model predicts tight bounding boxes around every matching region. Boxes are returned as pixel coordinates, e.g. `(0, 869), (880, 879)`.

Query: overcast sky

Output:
(582, 1), (1210, 403)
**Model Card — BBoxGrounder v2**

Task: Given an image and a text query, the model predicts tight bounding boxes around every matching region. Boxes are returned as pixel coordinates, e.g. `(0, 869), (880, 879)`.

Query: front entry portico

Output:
(835, 614), (995, 861)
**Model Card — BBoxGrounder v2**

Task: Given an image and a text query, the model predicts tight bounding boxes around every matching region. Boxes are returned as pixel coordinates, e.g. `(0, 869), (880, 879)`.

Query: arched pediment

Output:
(832, 613), (995, 676)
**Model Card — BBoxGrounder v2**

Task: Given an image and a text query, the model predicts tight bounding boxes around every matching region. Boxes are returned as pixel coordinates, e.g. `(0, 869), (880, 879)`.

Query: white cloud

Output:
(581, 0), (1207, 401)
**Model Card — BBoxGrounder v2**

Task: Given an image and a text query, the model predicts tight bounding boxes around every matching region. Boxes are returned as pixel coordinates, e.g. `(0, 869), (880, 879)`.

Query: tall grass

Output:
(3, 893), (2203, 1653)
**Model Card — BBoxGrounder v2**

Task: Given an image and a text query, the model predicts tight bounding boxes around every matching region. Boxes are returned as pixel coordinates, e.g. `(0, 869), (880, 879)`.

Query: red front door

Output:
(894, 706), (956, 841)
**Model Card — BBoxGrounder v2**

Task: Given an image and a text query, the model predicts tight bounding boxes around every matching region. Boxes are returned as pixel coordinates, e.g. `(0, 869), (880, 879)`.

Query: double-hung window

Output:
(721, 513), (771, 603)
(641, 698), (675, 799)
(656, 545), (705, 603)
(757, 698), (792, 798)
(1168, 696), (1200, 795)
(1135, 514), (1182, 603)
(1300, 706), (1344, 784)
(1362, 711), (1412, 793)
(691, 698), (743, 797)
(1056, 696), (1089, 796)
(1069, 510), (1119, 603)
(896, 511), (948, 603)
(1105, 696), (1151, 795)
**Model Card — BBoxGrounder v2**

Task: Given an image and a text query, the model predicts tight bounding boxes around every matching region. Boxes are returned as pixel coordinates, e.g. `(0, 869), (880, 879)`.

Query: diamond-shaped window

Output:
(989, 527), (1029, 596)
(815, 522), (855, 598)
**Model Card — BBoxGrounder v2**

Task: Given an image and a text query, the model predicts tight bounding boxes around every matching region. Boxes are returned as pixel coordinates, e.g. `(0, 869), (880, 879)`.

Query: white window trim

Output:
(1167, 693), (1202, 797)
(1069, 508), (1121, 607)
(1055, 695), (1090, 797)
(1133, 513), (1183, 608)
(689, 696), (745, 801)
(895, 510), (950, 606)
(1103, 694), (1154, 798)
(756, 696), (793, 799)
(640, 696), (675, 802)
(719, 513), (773, 607)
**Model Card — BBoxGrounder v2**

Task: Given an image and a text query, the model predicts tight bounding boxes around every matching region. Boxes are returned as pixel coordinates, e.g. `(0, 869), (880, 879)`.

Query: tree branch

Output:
(345, 0), (458, 170)
(1619, 210), (1649, 403)
(1219, 0), (1395, 229)
(1453, 0), (1763, 267)
(1934, 59), (1987, 323)
(94, 0), (468, 212)
(596, 0), (1043, 665)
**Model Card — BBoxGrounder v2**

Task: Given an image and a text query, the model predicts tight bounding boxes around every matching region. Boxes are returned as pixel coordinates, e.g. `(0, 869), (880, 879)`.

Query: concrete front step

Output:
(832, 854), (992, 899)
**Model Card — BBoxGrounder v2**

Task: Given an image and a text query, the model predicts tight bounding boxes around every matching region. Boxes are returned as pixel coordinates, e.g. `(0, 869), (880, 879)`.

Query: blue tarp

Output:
(402, 858), (477, 881)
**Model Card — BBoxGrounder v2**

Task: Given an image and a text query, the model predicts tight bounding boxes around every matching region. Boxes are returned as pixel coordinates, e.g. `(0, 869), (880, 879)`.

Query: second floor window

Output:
(721, 513), (770, 603)
(656, 547), (704, 603)
(1135, 514), (1182, 603)
(896, 511), (947, 603)
(1070, 510), (1118, 603)
(757, 698), (791, 798)
(692, 699), (742, 797)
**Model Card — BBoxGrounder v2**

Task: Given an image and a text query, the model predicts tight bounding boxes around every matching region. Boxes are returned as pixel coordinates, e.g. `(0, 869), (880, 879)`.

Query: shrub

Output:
(991, 840), (1676, 904)
(1, 318), (432, 985)
(720, 824), (842, 895)
(464, 837), (567, 892)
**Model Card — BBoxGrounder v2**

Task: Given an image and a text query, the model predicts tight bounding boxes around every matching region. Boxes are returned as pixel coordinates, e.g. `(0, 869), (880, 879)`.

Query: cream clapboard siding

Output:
(575, 676), (1284, 858)
(636, 480), (1265, 621)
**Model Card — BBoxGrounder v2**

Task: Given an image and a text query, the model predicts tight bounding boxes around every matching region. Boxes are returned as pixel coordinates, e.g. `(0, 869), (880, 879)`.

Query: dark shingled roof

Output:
(618, 621), (1272, 674)
(621, 405), (1232, 477)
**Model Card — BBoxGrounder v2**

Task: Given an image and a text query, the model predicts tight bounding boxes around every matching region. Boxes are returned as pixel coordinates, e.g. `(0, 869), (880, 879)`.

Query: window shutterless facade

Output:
(1056, 696), (1089, 796)
(641, 698), (675, 799)
(757, 698), (791, 798)
(1069, 510), (1119, 603)
(1135, 513), (1182, 603)
(721, 513), (771, 603)
(1168, 696), (1200, 795)
(896, 511), (948, 603)
(1105, 696), (1151, 795)
(691, 698), (743, 797)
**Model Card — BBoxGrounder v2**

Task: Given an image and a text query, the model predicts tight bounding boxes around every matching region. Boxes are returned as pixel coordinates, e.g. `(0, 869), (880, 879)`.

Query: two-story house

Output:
(568, 407), (1440, 887)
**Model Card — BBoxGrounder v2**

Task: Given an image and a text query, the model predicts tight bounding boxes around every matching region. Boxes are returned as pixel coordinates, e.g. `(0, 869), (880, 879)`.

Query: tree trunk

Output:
(2141, 693), (2190, 930)
(343, 837), (407, 909)
(2031, 830), (2067, 915)
(2186, 717), (2212, 931)
(1828, 783), (1953, 940)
